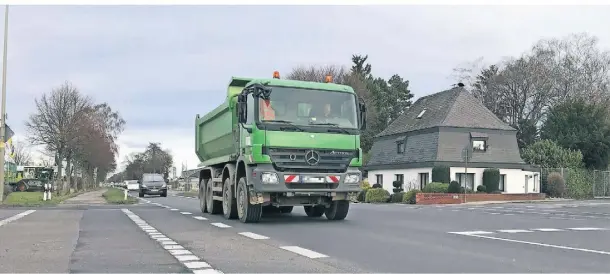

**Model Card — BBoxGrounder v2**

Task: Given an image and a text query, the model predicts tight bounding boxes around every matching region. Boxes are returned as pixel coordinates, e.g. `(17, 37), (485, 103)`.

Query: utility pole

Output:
(0, 5), (9, 202)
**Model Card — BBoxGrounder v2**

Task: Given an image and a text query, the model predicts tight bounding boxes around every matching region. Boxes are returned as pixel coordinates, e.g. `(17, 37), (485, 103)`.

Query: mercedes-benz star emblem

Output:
(304, 150), (320, 166)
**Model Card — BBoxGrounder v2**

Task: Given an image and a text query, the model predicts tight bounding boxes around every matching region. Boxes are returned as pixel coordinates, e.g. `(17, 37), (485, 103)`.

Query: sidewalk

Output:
(61, 189), (108, 205)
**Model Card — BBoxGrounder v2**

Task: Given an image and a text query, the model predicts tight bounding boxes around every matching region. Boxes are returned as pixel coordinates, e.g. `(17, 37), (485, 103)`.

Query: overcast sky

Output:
(6, 5), (610, 173)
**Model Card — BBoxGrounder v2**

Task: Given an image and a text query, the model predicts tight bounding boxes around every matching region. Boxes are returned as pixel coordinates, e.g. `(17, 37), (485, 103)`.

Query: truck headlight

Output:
(162, 183), (167, 188)
(344, 174), (360, 184)
(261, 172), (279, 184)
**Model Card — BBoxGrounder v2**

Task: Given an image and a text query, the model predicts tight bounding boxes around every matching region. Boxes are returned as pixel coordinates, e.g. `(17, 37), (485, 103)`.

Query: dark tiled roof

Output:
(376, 87), (515, 138)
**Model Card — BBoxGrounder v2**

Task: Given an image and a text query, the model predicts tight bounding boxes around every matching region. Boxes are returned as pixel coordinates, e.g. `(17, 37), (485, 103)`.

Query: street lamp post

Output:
(0, 5), (9, 202)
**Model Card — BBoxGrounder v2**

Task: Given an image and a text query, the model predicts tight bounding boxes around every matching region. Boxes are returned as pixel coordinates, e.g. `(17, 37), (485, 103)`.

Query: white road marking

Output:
(280, 246), (328, 259)
(489, 213), (501, 215)
(185, 261), (211, 269)
(238, 232), (270, 240)
(121, 209), (218, 272)
(497, 229), (533, 233)
(448, 231), (494, 236)
(176, 255), (200, 262)
(458, 233), (610, 255)
(193, 269), (224, 274)
(504, 214), (515, 216)
(0, 210), (35, 227)
(193, 216), (208, 220)
(211, 222), (231, 228)
(532, 228), (564, 232)
(568, 227), (608, 231)
(170, 208), (179, 211)
(181, 212), (193, 215)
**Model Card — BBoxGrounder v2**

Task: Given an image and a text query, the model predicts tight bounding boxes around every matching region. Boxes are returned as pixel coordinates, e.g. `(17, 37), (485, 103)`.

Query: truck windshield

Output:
(258, 87), (358, 129)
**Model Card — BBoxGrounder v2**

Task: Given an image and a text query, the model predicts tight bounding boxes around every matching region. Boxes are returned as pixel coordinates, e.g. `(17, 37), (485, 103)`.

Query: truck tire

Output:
(222, 178), (238, 219)
(139, 191), (144, 198)
(304, 205), (325, 217)
(279, 206), (293, 213)
(207, 179), (223, 214)
(199, 179), (208, 213)
(325, 200), (350, 221)
(236, 177), (262, 223)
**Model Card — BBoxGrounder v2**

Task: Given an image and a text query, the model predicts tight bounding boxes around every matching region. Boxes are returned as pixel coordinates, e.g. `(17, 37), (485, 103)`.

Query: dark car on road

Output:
(138, 173), (168, 197)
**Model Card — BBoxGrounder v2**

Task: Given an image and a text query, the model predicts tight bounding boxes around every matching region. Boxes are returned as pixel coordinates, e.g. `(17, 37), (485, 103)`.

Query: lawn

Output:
(2, 191), (81, 207)
(102, 188), (138, 204)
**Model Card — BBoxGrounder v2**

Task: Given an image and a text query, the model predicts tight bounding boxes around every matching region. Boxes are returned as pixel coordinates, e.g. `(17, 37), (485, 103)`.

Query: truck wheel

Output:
(236, 177), (262, 223)
(138, 191), (144, 198)
(199, 179), (208, 213)
(279, 206), (293, 214)
(325, 200), (350, 221)
(304, 205), (325, 217)
(222, 178), (238, 219)
(207, 179), (223, 214)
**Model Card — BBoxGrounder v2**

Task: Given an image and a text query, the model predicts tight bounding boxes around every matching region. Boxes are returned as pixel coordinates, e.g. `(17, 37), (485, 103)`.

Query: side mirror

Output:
(359, 99), (367, 130)
(243, 125), (253, 134)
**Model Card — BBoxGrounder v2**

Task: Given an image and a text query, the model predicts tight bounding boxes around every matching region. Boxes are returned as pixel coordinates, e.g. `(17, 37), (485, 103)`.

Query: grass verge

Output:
(103, 188), (138, 204)
(2, 191), (82, 207)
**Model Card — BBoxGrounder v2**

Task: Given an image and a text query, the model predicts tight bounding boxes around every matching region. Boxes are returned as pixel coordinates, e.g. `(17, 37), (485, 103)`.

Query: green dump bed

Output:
(195, 77), (252, 165)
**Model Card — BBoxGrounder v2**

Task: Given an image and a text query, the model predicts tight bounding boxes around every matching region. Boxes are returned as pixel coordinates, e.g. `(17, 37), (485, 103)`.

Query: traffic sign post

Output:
(461, 146), (472, 203)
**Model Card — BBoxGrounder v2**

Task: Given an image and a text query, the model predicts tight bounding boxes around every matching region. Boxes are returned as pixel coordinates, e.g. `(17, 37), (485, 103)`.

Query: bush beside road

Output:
(103, 188), (138, 204)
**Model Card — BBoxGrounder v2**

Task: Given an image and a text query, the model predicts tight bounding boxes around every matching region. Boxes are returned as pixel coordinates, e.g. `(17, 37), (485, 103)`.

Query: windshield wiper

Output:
(261, 120), (304, 132)
(308, 122), (351, 134)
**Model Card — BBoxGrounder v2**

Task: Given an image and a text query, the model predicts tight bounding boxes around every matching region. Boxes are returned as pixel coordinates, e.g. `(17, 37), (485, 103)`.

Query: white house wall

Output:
(368, 167), (540, 194)
(368, 168), (432, 193)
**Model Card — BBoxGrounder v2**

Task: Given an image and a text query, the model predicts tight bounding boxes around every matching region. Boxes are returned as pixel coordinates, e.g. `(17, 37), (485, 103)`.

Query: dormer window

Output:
(470, 132), (488, 152)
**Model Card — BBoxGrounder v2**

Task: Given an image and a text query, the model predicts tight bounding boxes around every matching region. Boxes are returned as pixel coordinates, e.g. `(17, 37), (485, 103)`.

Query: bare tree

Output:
(25, 81), (93, 194)
(452, 32), (610, 149)
(12, 141), (32, 165)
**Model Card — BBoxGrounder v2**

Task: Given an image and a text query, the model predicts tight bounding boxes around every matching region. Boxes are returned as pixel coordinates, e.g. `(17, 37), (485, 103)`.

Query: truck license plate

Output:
(302, 176), (325, 183)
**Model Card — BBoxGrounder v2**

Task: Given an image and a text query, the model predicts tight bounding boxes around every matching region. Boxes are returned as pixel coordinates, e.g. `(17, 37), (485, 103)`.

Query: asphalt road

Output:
(1, 190), (610, 273)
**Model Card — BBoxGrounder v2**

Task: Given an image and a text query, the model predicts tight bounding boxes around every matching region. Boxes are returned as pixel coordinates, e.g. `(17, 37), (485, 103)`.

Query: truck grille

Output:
(264, 147), (357, 173)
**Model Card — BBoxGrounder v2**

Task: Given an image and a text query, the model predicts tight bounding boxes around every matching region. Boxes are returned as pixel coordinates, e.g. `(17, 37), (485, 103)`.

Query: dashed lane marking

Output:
(211, 222), (231, 228)
(449, 227), (610, 235)
(121, 209), (222, 273)
(181, 212), (193, 215)
(238, 232), (270, 240)
(0, 210), (35, 227)
(193, 216), (208, 221)
(280, 246), (329, 259)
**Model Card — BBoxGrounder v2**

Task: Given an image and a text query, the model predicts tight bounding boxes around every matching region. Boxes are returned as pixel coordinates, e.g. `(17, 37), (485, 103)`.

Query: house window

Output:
(376, 174), (383, 187)
(397, 142), (404, 154)
(472, 140), (487, 152)
(456, 173), (475, 190)
(533, 174), (539, 192)
(418, 173), (429, 190)
(499, 174), (506, 192)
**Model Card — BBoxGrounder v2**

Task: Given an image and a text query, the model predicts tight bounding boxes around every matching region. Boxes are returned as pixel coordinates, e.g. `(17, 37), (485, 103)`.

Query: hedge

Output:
(365, 188), (390, 203)
(547, 172), (565, 198)
(431, 165), (451, 184)
(403, 189), (421, 204)
(422, 182), (449, 193)
(482, 168), (500, 193)
(566, 168), (593, 199)
(448, 180), (461, 193)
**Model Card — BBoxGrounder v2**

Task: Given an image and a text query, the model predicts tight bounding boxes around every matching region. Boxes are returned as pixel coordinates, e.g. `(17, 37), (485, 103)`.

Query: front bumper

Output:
(249, 164), (362, 194)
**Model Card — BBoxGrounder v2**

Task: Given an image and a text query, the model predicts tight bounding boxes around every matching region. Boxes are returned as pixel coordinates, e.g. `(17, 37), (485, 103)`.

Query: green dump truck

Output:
(195, 71), (367, 223)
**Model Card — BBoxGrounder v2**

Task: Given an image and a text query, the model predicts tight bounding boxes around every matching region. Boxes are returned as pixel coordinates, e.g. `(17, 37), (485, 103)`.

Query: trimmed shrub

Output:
(2, 184), (12, 200)
(403, 189), (421, 204)
(360, 179), (371, 190)
(547, 172), (566, 198)
(448, 180), (461, 193)
(482, 168), (500, 193)
(392, 180), (404, 193)
(365, 188), (390, 203)
(476, 185), (487, 193)
(431, 165), (451, 184)
(565, 168), (593, 199)
(389, 192), (404, 203)
(422, 182), (449, 193)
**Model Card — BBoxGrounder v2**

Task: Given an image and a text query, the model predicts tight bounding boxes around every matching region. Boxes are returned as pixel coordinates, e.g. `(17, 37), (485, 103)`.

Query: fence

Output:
(540, 168), (610, 199)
